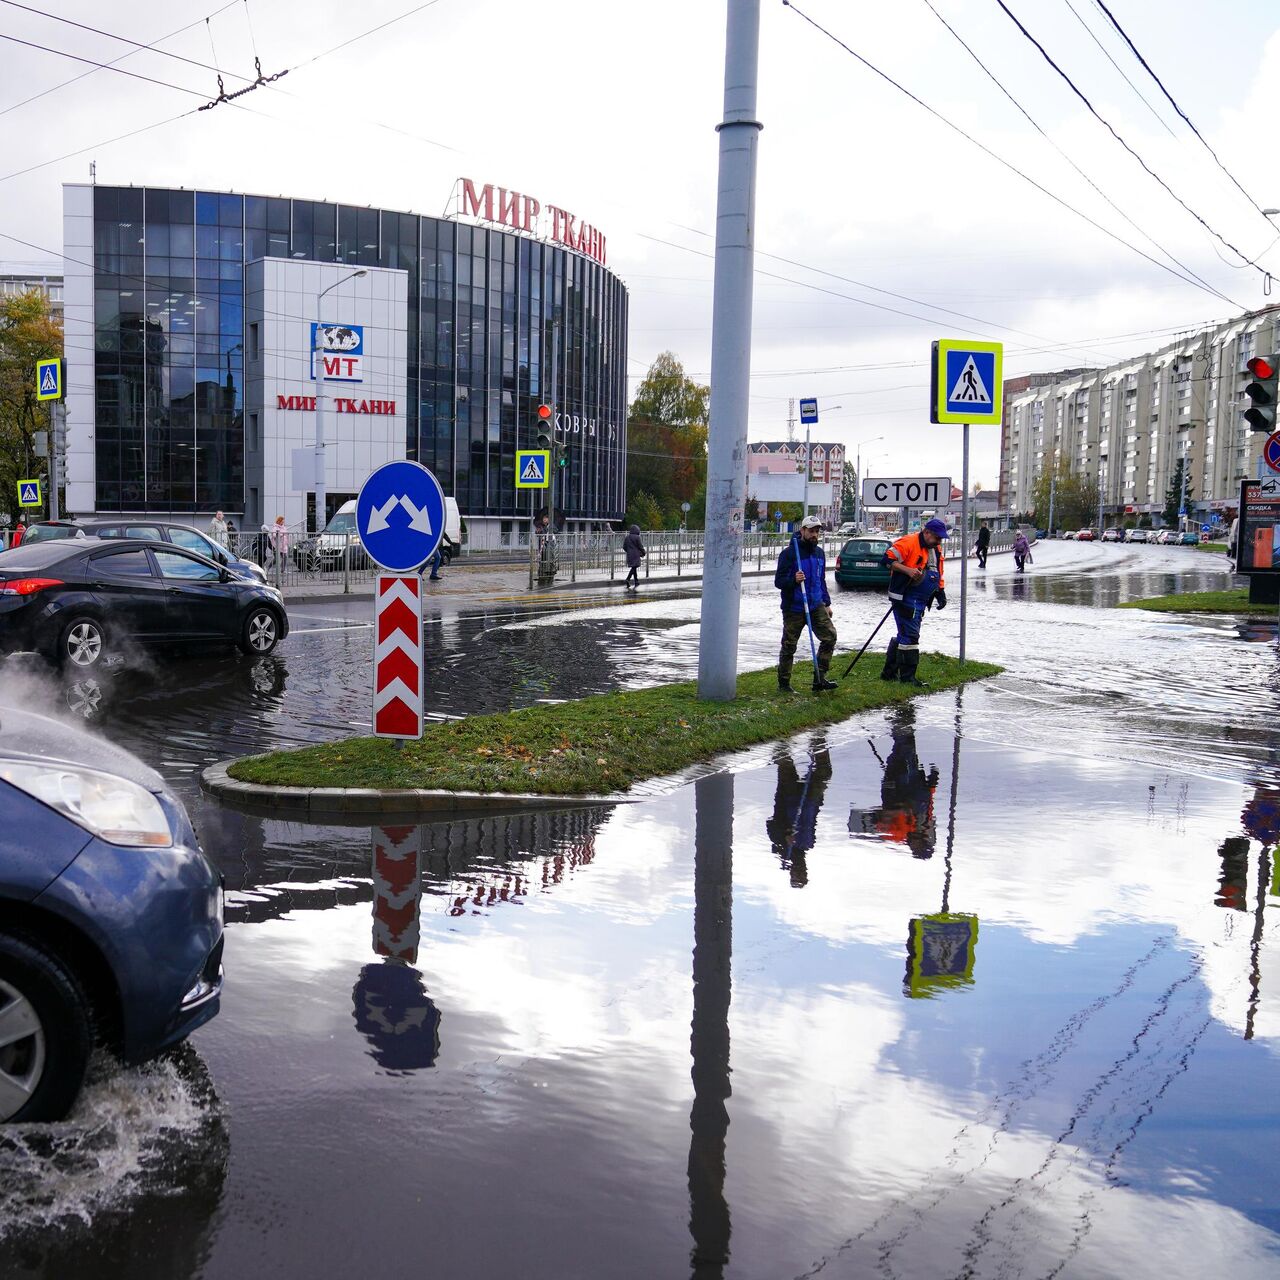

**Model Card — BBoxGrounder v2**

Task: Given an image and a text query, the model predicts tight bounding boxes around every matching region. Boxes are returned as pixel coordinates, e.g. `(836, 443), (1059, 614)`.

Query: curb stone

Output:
(200, 758), (635, 821)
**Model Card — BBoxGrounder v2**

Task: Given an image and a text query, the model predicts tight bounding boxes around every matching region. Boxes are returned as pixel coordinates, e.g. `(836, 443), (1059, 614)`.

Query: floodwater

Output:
(2, 542), (1278, 1278)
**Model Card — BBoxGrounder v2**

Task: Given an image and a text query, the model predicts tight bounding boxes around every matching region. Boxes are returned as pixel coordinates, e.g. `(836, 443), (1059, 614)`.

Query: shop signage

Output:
(310, 323), (364, 382)
(459, 177), (607, 266)
(277, 395), (395, 415)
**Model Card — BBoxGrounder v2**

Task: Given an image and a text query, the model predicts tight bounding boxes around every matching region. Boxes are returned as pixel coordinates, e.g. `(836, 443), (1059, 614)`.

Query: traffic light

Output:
(1243, 355), (1278, 432)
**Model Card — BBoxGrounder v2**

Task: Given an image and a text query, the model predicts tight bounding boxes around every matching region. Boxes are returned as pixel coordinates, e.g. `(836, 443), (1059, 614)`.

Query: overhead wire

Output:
(778, 2), (1246, 311)
(918, 0), (1227, 305)
(1089, 0), (1275, 225)
(991, 0), (1271, 274)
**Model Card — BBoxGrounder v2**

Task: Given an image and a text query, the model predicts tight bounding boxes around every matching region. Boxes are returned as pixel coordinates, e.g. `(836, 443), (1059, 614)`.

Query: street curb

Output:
(200, 759), (635, 820)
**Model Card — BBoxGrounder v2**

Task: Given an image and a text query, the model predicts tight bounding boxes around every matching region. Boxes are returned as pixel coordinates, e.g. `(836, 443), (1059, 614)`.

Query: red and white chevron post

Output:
(374, 574), (423, 739)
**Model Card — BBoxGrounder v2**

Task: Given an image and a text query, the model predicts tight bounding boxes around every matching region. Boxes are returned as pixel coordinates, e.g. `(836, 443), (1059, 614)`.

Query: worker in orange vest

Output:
(865, 708), (939, 859)
(881, 517), (948, 687)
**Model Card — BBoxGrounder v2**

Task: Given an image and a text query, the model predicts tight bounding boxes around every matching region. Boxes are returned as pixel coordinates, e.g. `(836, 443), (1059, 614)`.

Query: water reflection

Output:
(766, 738), (832, 887)
(849, 705), (939, 859)
(689, 772), (734, 1278)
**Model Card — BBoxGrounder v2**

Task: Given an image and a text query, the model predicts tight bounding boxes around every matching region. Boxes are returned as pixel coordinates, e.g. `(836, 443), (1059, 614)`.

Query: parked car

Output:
(834, 535), (892, 590)
(1062, 529), (1077, 540)
(314, 497), (463, 570)
(1076, 528), (1096, 541)
(1179, 531), (1200, 545)
(1126, 527), (1150, 543)
(0, 703), (223, 1121)
(18, 519), (266, 583)
(1155, 529), (1177, 544)
(0, 537), (289, 670)
(1101, 528), (1122, 542)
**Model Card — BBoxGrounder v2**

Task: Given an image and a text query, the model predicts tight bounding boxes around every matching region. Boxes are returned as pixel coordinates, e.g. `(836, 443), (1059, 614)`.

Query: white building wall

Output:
(245, 258), (407, 532)
(62, 183), (95, 516)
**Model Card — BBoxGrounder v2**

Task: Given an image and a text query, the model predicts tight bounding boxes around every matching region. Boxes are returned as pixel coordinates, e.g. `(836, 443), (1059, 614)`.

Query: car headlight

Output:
(0, 761), (173, 847)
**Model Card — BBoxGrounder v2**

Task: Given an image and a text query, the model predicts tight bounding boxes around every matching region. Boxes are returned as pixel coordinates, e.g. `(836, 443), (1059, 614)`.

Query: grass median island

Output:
(1118, 588), (1273, 615)
(228, 657), (1001, 796)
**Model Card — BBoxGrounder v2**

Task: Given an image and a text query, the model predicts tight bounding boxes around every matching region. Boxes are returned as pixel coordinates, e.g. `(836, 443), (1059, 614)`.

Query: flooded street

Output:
(2, 543), (1277, 1278)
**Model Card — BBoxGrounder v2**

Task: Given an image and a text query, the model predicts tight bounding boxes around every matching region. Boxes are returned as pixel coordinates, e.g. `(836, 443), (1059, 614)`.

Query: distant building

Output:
(1000, 305), (1280, 524)
(746, 439), (847, 525)
(0, 270), (63, 320)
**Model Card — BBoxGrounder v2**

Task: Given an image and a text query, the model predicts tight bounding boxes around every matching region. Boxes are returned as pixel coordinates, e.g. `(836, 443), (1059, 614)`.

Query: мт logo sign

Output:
(310, 323), (364, 382)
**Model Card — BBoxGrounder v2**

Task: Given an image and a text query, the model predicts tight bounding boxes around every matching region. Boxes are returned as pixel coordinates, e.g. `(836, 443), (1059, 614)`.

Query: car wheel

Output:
(239, 607), (280, 656)
(0, 934), (92, 1123)
(59, 615), (107, 670)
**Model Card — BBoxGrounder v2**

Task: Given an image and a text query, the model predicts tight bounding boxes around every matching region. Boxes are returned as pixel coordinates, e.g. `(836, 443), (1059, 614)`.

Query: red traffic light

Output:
(1248, 356), (1276, 380)
(537, 404), (553, 420)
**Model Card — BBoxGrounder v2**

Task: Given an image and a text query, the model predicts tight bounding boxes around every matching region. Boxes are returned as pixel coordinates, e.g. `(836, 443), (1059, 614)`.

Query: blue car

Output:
(0, 704), (222, 1122)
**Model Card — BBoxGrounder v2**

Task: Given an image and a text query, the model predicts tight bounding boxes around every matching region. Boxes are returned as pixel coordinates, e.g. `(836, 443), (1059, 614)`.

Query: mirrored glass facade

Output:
(88, 185), (629, 520)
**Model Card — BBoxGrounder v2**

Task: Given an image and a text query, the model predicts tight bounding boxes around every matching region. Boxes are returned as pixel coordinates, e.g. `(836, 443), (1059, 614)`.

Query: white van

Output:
(318, 496), (462, 566)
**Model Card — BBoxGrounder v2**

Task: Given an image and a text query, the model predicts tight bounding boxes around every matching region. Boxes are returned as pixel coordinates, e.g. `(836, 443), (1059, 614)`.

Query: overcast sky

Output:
(3, 0), (1280, 489)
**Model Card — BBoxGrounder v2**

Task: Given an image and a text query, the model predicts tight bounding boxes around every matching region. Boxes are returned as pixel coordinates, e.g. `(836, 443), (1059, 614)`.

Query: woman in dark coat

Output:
(622, 524), (646, 589)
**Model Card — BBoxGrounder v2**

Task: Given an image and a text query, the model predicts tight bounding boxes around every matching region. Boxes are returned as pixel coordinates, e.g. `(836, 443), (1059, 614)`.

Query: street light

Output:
(314, 268), (368, 532)
(852, 434), (885, 526)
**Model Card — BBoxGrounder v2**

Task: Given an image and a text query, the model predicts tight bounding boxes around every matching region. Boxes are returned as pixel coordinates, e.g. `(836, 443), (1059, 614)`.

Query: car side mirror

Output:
(219, 568), (231, 582)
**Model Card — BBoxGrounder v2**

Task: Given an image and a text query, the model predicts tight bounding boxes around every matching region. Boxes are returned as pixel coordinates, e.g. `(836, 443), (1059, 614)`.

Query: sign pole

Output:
(960, 423), (969, 664)
(48, 401), (59, 521)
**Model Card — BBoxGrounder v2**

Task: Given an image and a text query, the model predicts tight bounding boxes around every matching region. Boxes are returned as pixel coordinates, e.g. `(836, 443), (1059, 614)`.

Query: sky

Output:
(3, 0), (1280, 490)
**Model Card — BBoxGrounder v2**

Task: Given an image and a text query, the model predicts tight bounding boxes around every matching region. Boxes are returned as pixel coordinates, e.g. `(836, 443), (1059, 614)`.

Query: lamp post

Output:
(853, 434), (884, 526)
(313, 268), (368, 533)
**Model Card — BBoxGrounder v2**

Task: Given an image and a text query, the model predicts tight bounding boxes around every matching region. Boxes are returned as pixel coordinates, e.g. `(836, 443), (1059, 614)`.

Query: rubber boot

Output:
(812, 668), (838, 692)
(899, 649), (927, 688)
(880, 637), (900, 682)
(777, 677), (794, 694)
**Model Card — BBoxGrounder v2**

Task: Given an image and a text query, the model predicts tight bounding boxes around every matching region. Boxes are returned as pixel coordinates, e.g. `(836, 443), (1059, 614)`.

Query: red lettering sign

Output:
(460, 178), (606, 266)
(277, 395), (394, 415)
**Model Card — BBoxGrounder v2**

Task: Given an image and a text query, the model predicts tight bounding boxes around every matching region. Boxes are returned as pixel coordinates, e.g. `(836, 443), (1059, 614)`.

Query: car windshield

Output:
(324, 512), (357, 535)
(843, 540), (889, 555)
(19, 524), (79, 543)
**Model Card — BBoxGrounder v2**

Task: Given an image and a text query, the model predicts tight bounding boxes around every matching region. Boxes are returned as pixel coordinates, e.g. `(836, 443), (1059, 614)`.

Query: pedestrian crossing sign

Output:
(17, 479), (42, 507)
(35, 357), (63, 402)
(930, 339), (1003, 425)
(516, 449), (550, 489)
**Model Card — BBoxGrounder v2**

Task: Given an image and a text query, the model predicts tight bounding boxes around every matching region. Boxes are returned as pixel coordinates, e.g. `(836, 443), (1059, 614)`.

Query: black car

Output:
(18, 518), (267, 583)
(0, 537), (288, 670)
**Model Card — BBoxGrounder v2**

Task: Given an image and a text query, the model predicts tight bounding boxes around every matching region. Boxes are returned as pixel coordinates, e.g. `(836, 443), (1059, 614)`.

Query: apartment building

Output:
(1000, 306), (1280, 521)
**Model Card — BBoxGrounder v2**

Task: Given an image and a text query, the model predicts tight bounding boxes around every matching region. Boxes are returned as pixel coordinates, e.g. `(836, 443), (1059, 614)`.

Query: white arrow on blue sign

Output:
(355, 460), (446, 572)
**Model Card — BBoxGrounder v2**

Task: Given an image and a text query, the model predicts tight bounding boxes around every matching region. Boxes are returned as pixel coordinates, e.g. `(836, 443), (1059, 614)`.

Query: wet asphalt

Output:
(1, 541), (1278, 1279)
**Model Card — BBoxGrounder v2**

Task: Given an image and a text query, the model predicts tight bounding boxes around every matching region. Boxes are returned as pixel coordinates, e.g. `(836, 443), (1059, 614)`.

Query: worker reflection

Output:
(766, 746), (833, 887)
(854, 706), (939, 859)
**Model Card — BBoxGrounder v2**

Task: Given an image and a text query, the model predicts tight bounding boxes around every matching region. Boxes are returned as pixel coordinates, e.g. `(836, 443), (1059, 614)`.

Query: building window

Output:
(248, 321), (260, 360)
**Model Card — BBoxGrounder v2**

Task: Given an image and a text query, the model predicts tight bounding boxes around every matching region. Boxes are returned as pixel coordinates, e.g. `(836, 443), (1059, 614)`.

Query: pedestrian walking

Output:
(880, 517), (948, 688)
(11, 519), (25, 549)
(422, 546), (444, 581)
(775, 515), (838, 693)
(975, 522), (990, 569)
(1013, 530), (1032, 573)
(225, 519), (238, 554)
(264, 515), (289, 567)
(208, 510), (229, 548)
(622, 524), (646, 590)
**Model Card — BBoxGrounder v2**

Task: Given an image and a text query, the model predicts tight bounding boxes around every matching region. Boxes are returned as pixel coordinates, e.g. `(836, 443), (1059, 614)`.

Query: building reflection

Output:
(688, 771), (734, 1278)
(766, 740), (832, 887)
(849, 705), (939, 859)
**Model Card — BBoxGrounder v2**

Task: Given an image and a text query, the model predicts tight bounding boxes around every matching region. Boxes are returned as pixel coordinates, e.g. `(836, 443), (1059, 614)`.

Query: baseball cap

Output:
(923, 517), (949, 538)
(800, 515), (823, 530)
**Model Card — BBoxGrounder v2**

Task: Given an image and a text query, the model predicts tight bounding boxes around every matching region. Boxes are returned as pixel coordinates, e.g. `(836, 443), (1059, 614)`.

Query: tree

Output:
(0, 289), (62, 523)
(840, 461), (858, 521)
(625, 489), (664, 531)
(627, 352), (709, 525)
(1164, 456), (1192, 526)
(1031, 454), (1100, 531)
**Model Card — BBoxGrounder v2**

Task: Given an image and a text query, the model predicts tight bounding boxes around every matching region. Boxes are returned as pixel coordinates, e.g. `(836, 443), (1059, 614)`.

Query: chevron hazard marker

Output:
(372, 824), (422, 962)
(373, 575), (423, 739)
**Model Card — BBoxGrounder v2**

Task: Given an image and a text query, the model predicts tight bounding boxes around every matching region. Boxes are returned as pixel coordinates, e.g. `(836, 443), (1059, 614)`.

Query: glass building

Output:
(64, 184), (630, 535)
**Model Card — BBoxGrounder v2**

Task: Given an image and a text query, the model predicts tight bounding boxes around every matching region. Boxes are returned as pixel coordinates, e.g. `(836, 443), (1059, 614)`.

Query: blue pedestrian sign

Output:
(355, 460), (446, 572)
(515, 449), (550, 489)
(931, 339), (1003, 425)
(799, 398), (818, 425)
(35, 357), (63, 402)
(17, 479), (42, 507)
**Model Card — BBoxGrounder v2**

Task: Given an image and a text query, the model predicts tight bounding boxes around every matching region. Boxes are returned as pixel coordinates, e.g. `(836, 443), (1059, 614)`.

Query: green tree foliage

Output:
(841, 461), (858, 521)
(1163, 456), (1192, 526)
(1030, 454), (1100, 531)
(625, 490), (664, 531)
(0, 289), (62, 521)
(627, 352), (708, 526)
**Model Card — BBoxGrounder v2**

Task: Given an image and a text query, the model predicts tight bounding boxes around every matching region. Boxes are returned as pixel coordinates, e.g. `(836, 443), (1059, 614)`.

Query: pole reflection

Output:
(688, 771), (734, 1278)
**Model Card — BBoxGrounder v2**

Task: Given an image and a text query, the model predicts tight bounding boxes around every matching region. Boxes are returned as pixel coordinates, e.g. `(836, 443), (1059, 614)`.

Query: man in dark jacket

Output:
(774, 515), (838, 693)
(975, 522), (990, 569)
(622, 524), (645, 589)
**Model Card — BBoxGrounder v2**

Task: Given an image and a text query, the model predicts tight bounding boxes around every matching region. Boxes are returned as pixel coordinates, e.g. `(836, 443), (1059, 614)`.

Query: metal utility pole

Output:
(697, 0), (762, 702)
(801, 425), (810, 518)
(314, 268), (367, 533)
(786, 397), (796, 443)
(1047, 466), (1056, 537)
